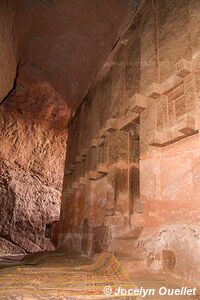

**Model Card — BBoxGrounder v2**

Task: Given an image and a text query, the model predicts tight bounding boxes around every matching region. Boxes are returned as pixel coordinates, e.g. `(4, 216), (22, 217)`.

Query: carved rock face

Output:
(0, 0), (134, 253)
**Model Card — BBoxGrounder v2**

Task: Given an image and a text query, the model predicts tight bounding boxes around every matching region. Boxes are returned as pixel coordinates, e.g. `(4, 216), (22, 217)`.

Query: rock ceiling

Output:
(16, 0), (139, 111)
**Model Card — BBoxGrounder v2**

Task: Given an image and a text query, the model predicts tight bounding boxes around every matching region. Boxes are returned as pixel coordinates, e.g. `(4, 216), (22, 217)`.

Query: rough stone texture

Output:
(138, 224), (200, 284)
(59, 0), (200, 289)
(0, 82), (70, 253)
(0, 237), (25, 255)
(0, 0), (137, 253)
(0, 0), (19, 103)
(15, 0), (137, 110)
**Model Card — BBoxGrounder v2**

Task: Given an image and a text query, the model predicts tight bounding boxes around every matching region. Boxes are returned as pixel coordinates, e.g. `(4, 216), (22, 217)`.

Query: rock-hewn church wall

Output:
(59, 0), (200, 285)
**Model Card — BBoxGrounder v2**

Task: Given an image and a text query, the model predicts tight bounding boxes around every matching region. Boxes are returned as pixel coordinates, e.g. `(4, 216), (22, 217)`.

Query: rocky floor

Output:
(0, 251), (198, 300)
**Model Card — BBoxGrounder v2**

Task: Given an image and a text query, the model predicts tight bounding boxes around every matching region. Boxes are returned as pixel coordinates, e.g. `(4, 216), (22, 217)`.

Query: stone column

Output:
(105, 130), (129, 237)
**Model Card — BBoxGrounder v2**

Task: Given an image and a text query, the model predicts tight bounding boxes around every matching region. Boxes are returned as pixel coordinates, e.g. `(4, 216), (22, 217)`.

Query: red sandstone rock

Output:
(15, 0), (134, 110)
(0, 82), (70, 253)
(0, 0), (134, 253)
(0, 1), (19, 103)
(0, 237), (25, 255)
(59, 0), (200, 289)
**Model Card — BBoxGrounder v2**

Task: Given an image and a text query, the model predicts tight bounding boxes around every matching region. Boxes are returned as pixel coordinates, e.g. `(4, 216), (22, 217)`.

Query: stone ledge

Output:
(90, 138), (98, 148)
(150, 114), (198, 147)
(145, 74), (184, 99)
(81, 149), (88, 158)
(97, 137), (105, 146)
(97, 163), (109, 175)
(129, 93), (148, 114)
(162, 74), (183, 95)
(177, 114), (198, 136)
(175, 58), (192, 78)
(99, 128), (107, 138)
(145, 82), (163, 99)
(118, 111), (139, 131)
(88, 171), (99, 180)
(105, 117), (118, 133)
(150, 129), (183, 147)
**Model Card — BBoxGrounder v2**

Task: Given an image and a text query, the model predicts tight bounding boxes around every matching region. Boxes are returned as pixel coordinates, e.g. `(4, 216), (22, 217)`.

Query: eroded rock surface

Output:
(0, 0), (19, 103)
(0, 82), (70, 253)
(15, 0), (136, 110)
(59, 0), (200, 288)
(0, 0), (134, 254)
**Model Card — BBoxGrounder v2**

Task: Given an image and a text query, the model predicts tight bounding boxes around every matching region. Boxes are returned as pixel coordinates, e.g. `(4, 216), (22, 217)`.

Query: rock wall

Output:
(0, 0), (134, 254)
(0, 82), (70, 253)
(14, 0), (136, 111)
(0, 0), (19, 103)
(59, 0), (200, 286)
